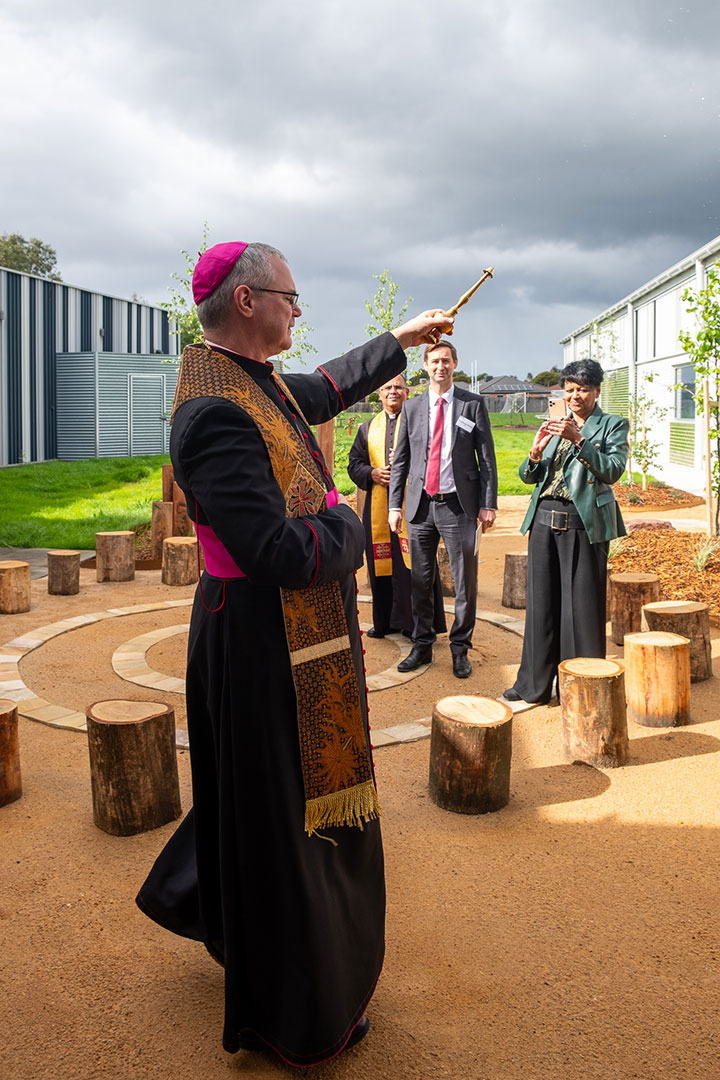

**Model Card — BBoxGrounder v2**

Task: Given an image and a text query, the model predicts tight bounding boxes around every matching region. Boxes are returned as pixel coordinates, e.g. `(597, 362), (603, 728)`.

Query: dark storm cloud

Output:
(1, 0), (718, 373)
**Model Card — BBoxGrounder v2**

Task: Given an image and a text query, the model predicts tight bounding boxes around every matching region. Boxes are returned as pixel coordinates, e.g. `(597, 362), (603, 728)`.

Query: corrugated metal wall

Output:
(0, 267), (179, 465)
(56, 352), (178, 460)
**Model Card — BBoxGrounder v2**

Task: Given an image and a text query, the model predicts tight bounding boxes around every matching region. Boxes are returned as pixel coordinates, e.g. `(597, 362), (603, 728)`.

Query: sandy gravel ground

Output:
(2, 497), (719, 1080)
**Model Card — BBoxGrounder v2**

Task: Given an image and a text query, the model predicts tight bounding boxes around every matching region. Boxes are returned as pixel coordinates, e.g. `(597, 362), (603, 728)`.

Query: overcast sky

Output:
(2, 0), (719, 376)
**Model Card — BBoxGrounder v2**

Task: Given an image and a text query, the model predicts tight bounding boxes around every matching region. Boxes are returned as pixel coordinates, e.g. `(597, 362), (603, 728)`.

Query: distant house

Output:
(476, 375), (550, 413)
(0, 266), (179, 466)
(559, 233), (720, 494)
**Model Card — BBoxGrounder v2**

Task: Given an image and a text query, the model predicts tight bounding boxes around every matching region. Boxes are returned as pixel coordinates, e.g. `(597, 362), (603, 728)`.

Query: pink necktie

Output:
(425, 396), (445, 497)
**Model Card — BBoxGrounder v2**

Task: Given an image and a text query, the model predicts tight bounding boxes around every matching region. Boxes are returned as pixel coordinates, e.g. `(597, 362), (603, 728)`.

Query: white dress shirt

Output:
(426, 385), (456, 494)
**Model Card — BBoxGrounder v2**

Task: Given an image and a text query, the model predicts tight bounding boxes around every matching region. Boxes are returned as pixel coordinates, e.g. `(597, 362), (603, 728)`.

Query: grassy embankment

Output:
(0, 413), (540, 549)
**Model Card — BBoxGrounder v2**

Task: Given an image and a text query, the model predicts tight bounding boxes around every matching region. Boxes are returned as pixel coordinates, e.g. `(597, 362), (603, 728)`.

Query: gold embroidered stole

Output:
(367, 411), (410, 576)
(172, 344), (380, 834)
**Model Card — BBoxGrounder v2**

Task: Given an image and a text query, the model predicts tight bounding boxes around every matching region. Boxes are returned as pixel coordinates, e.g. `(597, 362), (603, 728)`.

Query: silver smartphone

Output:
(547, 397), (567, 422)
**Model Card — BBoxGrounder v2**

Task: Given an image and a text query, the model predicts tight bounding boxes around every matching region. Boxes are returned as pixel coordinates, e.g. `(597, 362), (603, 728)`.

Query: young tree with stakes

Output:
(679, 262), (720, 536)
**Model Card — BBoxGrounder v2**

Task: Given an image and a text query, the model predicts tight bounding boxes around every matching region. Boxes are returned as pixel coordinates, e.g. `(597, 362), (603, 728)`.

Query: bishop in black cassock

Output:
(135, 241), (453, 1067)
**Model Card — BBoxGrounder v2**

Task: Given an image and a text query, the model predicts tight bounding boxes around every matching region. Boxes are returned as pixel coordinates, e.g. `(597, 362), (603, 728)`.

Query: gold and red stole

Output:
(171, 344), (380, 835)
(367, 410), (410, 576)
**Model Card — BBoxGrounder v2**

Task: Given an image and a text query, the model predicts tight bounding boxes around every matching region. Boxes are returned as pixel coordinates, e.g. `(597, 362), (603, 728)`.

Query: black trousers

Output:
(408, 492), (477, 655)
(512, 497), (609, 703)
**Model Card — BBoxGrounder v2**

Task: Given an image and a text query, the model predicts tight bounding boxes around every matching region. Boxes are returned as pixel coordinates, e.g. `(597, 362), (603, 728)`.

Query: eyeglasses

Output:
(251, 287), (300, 307)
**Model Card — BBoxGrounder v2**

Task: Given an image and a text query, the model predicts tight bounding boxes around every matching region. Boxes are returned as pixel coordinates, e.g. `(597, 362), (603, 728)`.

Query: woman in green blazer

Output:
(503, 359), (629, 705)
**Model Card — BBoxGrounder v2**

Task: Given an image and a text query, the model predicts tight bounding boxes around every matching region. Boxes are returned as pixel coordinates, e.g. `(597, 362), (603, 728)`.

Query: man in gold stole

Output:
(135, 240), (452, 1068)
(348, 375), (447, 638)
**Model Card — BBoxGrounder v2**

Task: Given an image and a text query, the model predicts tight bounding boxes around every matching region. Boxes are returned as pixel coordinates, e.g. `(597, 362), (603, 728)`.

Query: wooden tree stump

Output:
(610, 572), (660, 645)
(558, 658), (629, 767)
(355, 487), (366, 522)
(429, 695), (512, 814)
(47, 550), (80, 595)
(151, 500), (174, 559)
(316, 420), (335, 476)
(172, 481), (193, 537)
(0, 699), (22, 807)
(0, 561), (31, 614)
(641, 601), (712, 683)
(96, 532), (135, 582)
(161, 463), (175, 503)
(86, 700), (181, 835)
(437, 540), (455, 597)
(624, 631), (691, 728)
(162, 536), (198, 586)
(502, 551), (528, 609)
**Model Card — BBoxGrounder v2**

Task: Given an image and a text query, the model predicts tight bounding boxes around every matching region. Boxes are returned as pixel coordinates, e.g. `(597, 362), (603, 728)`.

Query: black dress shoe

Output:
(397, 644), (433, 672)
(452, 653), (472, 678)
(365, 627), (384, 638)
(345, 1015), (370, 1050)
(503, 687), (551, 705)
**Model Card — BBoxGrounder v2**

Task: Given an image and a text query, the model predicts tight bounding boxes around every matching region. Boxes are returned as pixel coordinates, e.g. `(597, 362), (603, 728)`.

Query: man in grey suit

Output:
(388, 340), (498, 678)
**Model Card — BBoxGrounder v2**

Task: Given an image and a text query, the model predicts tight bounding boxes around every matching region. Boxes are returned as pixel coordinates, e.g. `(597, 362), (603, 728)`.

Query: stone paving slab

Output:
(3, 595), (527, 750)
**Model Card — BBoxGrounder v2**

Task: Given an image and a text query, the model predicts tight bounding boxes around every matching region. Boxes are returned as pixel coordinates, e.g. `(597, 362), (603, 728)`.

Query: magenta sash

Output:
(194, 487), (339, 579)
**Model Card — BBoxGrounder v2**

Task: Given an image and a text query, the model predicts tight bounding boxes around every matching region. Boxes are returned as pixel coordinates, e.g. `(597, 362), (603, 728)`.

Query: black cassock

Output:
(136, 333), (406, 1066)
(348, 415), (447, 636)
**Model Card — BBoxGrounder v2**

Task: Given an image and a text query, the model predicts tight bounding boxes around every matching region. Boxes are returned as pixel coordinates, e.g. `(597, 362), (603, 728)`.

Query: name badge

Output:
(456, 415), (475, 433)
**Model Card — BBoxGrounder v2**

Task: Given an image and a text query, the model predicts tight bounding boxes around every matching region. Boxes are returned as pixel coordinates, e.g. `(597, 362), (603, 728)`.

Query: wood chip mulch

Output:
(612, 481), (704, 510)
(610, 529), (720, 622)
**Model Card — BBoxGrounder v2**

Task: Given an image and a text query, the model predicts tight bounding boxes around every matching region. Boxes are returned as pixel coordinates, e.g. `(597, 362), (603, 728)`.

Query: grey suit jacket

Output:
(388, 385), (498, 522)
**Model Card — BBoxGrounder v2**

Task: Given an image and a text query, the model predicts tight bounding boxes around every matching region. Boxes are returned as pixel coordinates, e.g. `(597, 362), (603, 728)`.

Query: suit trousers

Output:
(408, 492), (477, 655)
(512, 497), (609, 703)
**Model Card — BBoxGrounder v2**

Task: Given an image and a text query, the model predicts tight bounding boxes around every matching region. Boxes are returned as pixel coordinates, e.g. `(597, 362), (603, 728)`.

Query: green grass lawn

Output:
(0, 456), (169, 549)
(0, 414), (541, 549)
(335, 412), (536, 495)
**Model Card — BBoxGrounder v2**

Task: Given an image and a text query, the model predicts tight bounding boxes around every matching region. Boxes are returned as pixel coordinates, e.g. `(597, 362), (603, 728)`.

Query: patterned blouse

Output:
(538, 438), (573, 501)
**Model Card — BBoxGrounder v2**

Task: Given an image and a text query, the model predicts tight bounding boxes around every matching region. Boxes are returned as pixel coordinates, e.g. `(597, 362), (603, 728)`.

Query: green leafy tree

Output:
(277, 314), (317, 371)
(679, 262), (720, 535)
(531, 367), (561, 387)
(454, 369), (471, 383)
(365, 269), (420, 374)
(0, 233), (61, 280)
(163, 223), (209, 350)
(628, 373), (668, 491)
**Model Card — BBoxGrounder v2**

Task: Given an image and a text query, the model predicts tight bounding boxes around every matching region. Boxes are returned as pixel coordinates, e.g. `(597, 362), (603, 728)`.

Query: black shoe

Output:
(452, 653), (472, 678)
(397, 644), (433, 672)
(345, 1015), (370, 1051)
(366, 627), (384, 638)
(503, 687), (551, 705)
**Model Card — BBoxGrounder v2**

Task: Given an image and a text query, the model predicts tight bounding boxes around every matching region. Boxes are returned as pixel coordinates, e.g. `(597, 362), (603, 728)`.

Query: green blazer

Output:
(518, 404), (629, 544)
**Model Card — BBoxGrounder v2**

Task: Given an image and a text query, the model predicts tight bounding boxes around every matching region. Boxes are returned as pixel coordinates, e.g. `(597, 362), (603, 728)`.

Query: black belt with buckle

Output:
(425, 491), (458, 503)
(536, 507), (584, 531)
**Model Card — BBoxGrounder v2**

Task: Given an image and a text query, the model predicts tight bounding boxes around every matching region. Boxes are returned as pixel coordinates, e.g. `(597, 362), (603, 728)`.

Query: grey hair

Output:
(196, 242), (287, 331)
(560, 358), (604, 388)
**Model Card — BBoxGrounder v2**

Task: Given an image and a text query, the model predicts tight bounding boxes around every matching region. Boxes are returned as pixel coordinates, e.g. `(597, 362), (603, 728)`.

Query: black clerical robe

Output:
(348, 414), (447, 636)
(136, 333), (406, 1066)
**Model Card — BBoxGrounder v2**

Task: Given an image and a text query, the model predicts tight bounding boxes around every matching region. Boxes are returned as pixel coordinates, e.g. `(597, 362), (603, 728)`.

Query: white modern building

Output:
(559, 234), (720, 494)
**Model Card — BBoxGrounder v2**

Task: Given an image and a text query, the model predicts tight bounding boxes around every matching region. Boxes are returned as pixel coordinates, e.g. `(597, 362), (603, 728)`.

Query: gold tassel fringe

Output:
(305, 780), (382, 836)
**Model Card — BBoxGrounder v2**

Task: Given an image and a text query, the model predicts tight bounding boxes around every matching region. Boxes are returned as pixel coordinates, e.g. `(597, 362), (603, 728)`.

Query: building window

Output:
(602, 366), (629, 418)
(674, 363), (695, 419)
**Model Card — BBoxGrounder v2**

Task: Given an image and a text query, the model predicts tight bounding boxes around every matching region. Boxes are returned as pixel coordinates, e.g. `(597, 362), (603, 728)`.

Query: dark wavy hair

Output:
(560, 358), (604, 388)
